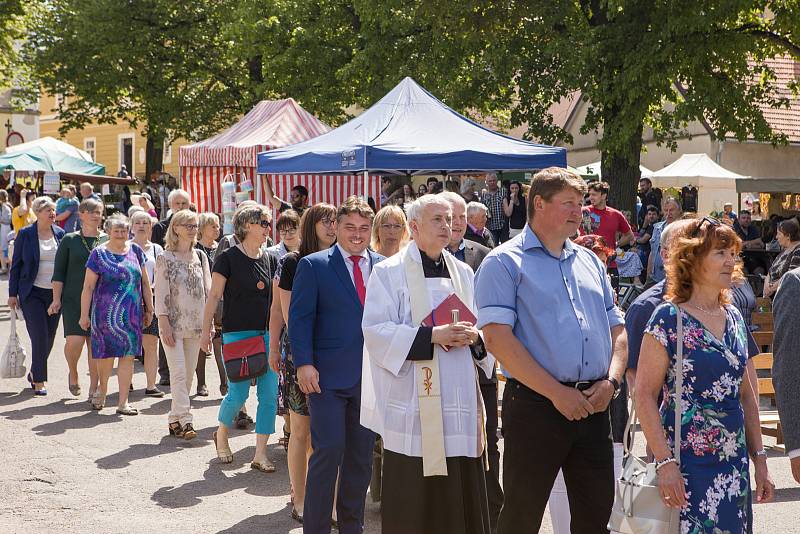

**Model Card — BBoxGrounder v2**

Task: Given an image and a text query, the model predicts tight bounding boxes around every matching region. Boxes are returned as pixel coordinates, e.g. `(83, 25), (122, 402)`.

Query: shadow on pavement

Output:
(1, 395), (96, 420)
(772, 486), (800, 503)
(151, 445), (290, 508)
(31, 409), (124, 435)
(214, 504), (296, 534)
(139, 397), (221, 416)
(95, 425), (217, 470)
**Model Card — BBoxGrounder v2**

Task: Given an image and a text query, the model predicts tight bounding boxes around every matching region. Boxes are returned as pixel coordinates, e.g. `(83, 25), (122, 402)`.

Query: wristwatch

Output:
(606, 377), (621, 399)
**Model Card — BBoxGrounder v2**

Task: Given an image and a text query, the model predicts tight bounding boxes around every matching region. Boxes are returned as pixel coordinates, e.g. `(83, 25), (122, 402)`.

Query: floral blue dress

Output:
(645, 302), (751, 534)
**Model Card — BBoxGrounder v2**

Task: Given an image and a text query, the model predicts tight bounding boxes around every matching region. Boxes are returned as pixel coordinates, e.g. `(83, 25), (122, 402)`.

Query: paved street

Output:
(1, 275), (799, 533)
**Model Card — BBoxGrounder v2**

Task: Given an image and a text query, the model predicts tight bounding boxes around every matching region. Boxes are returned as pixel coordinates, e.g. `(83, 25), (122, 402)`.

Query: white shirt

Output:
(33, 236), (58, 289)
(336, 243), (370, 290)
(361, 242), (494, 458)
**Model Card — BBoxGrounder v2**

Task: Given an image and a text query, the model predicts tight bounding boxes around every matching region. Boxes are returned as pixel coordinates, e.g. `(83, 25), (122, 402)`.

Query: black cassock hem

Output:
(381, 450), (491, 534)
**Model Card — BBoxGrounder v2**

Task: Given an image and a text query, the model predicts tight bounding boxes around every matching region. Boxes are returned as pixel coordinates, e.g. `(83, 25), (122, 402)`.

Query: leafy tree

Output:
(0, 0), (40, 95)
(22, 0), (254, 178)
(301, 0), (800, 213)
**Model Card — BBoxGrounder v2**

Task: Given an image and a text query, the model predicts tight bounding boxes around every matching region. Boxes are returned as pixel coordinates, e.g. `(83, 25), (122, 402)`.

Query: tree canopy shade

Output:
(256, 78), (566, 175)
(323, 0), (800, 215)
(21, 0), (258, 179)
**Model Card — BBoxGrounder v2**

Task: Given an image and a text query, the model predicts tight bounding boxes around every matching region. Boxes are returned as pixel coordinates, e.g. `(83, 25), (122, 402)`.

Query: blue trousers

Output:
(19, 286), (60, 383)
(304, 383), (375, 534)
(217, 331), (278, 435)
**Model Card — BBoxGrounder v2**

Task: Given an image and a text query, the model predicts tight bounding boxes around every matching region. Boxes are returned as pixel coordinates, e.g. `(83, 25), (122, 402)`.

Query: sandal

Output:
(92, 394), (106, 411)
(250, 459), (276, 473)
(116, 405), (139, 416)
(291, 507), (303, 524)
(168, 421), (184, 438)
(279, 429), (290, 451)
(212, 431), (233, 463)
(182, 423), (197, 440)
(68, 383), (81, 397)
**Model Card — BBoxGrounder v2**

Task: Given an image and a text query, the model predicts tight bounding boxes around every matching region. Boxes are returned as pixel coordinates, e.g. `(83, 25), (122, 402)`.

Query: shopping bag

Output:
(1, 309), (28, 378)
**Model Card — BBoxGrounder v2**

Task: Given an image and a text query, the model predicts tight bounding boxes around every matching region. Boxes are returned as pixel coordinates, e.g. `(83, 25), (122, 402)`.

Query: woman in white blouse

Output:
(7, 197), (64, 396)
(130, 210), (165, 397)
(154, 210), (211, 439)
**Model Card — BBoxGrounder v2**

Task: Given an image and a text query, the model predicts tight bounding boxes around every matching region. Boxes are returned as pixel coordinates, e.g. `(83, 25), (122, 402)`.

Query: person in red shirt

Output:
(580, 181), (634, 288)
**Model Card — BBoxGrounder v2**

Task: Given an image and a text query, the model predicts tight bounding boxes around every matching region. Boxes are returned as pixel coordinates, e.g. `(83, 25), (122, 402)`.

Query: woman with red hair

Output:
(635, 217), (774, 533)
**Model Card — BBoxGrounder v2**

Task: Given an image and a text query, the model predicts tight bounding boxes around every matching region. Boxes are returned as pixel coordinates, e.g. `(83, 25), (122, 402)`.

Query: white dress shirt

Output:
(336, 243), (370, 289)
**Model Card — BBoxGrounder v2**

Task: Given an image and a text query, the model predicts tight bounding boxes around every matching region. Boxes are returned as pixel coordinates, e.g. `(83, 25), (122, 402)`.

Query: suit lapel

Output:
(330, 246), (361, 307)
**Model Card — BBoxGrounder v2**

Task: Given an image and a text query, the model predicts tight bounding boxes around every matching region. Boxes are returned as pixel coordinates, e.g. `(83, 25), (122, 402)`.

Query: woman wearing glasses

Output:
(370, 205), (409, 258)
(266, 210), (301, 449)
(272, 203), (336, 523)
(202, 204), (279, 471)
(154, 210), (211, 439)
(194, 212), (222, 397)
(79, 213), (154, 414)
(636, 217), (774, 533)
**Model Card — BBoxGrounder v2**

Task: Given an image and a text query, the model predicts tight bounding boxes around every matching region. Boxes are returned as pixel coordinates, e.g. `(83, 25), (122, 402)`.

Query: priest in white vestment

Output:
(361, 195), (495, 534)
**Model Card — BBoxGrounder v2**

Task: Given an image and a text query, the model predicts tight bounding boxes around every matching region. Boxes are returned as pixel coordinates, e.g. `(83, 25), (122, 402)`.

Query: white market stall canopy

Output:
(5, 136), (94, 162)
(574, 161), (652, 178)
(735, 177), (800, 194)
(648, 153), (749, 215)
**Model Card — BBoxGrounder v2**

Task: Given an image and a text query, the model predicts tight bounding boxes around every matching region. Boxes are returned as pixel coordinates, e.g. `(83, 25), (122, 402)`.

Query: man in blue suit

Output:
(289, 196), (382, 534)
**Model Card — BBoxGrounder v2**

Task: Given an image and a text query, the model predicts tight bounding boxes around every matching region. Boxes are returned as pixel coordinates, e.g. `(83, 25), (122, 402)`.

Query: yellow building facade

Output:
(38, 93), (190, 178)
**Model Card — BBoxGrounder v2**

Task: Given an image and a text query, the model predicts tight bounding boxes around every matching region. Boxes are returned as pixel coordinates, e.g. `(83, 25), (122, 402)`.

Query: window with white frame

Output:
(84, 138), (96, 162)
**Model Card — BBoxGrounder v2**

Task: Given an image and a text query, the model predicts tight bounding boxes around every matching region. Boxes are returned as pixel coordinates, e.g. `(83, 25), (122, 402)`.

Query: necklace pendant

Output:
(256, 280), (265, 290)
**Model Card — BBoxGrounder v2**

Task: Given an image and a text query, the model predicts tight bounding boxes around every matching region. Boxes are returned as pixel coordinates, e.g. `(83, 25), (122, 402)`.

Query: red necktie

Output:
(350, 255), (366, 305)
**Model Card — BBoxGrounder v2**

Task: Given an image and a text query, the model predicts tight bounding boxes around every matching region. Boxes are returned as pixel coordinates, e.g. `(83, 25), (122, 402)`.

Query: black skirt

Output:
(381, 449), (491, 534)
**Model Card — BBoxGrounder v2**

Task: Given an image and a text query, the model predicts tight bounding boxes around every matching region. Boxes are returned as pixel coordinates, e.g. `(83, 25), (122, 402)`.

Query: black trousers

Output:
(480, 382), (503, 533)
(498, 380), (614, 534)
(158, 342), (169, 381)
(19, 287), (60, 383)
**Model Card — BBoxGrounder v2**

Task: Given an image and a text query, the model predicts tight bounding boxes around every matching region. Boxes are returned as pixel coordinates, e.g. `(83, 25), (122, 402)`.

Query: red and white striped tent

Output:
(179, 98), (381, 214)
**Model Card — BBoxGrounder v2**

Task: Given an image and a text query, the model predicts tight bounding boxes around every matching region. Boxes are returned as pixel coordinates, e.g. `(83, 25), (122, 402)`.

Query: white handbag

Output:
(1, 309), (28, 379)
(608, 303), (683, 534)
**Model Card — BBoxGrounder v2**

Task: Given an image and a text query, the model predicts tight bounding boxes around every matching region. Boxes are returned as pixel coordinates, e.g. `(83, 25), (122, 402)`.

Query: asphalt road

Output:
(1, 274), (799, 533)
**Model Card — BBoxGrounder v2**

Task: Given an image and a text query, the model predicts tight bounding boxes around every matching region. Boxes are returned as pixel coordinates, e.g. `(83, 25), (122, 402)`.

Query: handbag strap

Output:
(622, 302), (684, 464)
(672, 303), (683, 466)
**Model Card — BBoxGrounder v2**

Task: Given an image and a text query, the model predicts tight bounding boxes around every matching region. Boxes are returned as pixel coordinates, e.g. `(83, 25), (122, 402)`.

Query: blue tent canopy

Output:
(257, 77), (566, 175)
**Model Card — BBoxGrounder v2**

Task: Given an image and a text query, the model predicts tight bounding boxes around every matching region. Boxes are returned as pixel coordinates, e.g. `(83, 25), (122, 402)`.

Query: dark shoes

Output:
(158, 377), (170, 386)
(169, 421), (184, 438)
(196, 385), (209, 397)
(145, 387), (166, 398)
(235, 411), (253, 429)
(182, 423), (197, 440)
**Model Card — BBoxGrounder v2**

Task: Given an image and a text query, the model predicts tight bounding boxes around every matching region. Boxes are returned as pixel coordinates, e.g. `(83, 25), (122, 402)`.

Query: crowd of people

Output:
(4, 166), (800, 534)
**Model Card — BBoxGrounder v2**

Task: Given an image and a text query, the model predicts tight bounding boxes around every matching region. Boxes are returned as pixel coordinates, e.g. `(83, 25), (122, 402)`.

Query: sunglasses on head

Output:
(690, 216), (720, 238)
(254, 219), (270, 228)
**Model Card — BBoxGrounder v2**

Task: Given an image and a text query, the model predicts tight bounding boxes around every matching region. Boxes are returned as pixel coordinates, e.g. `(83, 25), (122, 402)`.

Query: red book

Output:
(421, 293), (476, 352)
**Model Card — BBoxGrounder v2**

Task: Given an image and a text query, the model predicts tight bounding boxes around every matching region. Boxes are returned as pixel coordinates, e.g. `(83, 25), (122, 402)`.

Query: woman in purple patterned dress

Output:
(80, 213), (154, 415)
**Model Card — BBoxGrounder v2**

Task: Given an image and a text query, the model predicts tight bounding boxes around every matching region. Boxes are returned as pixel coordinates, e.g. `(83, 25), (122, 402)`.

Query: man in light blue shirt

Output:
(475, 167), (627, 534)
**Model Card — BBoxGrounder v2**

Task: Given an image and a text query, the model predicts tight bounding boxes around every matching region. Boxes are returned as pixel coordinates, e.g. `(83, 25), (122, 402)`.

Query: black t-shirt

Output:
(212, 246), (277, 333)
(508, 196), (526, 230)
(279, 201), (307, 219)
(639, 223), (655, 255)
(278, 252), (300, 291)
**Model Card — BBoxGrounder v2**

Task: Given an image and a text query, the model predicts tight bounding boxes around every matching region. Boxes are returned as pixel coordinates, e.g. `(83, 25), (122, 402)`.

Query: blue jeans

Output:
(217, 330), (278, 435)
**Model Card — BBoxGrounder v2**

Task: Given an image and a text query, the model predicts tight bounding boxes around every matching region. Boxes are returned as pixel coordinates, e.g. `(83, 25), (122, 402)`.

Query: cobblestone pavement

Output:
(1, 276), (799, 533)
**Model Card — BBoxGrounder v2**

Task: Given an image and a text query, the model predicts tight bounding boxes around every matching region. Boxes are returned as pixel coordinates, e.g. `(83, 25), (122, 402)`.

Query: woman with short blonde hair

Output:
(155, 209), (210, 438)
(129, 209), (164, 397)
(636, 218), (773, 531)
(370, 205), (409, 258)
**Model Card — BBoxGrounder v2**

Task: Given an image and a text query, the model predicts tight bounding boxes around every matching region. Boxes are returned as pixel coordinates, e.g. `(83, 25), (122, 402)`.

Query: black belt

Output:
(508, 378), (605, 394)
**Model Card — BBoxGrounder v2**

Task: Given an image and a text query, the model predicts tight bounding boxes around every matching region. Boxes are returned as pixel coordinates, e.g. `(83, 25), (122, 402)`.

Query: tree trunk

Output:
(145, 135), (165, 183)
(601, 121), (644, 226)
